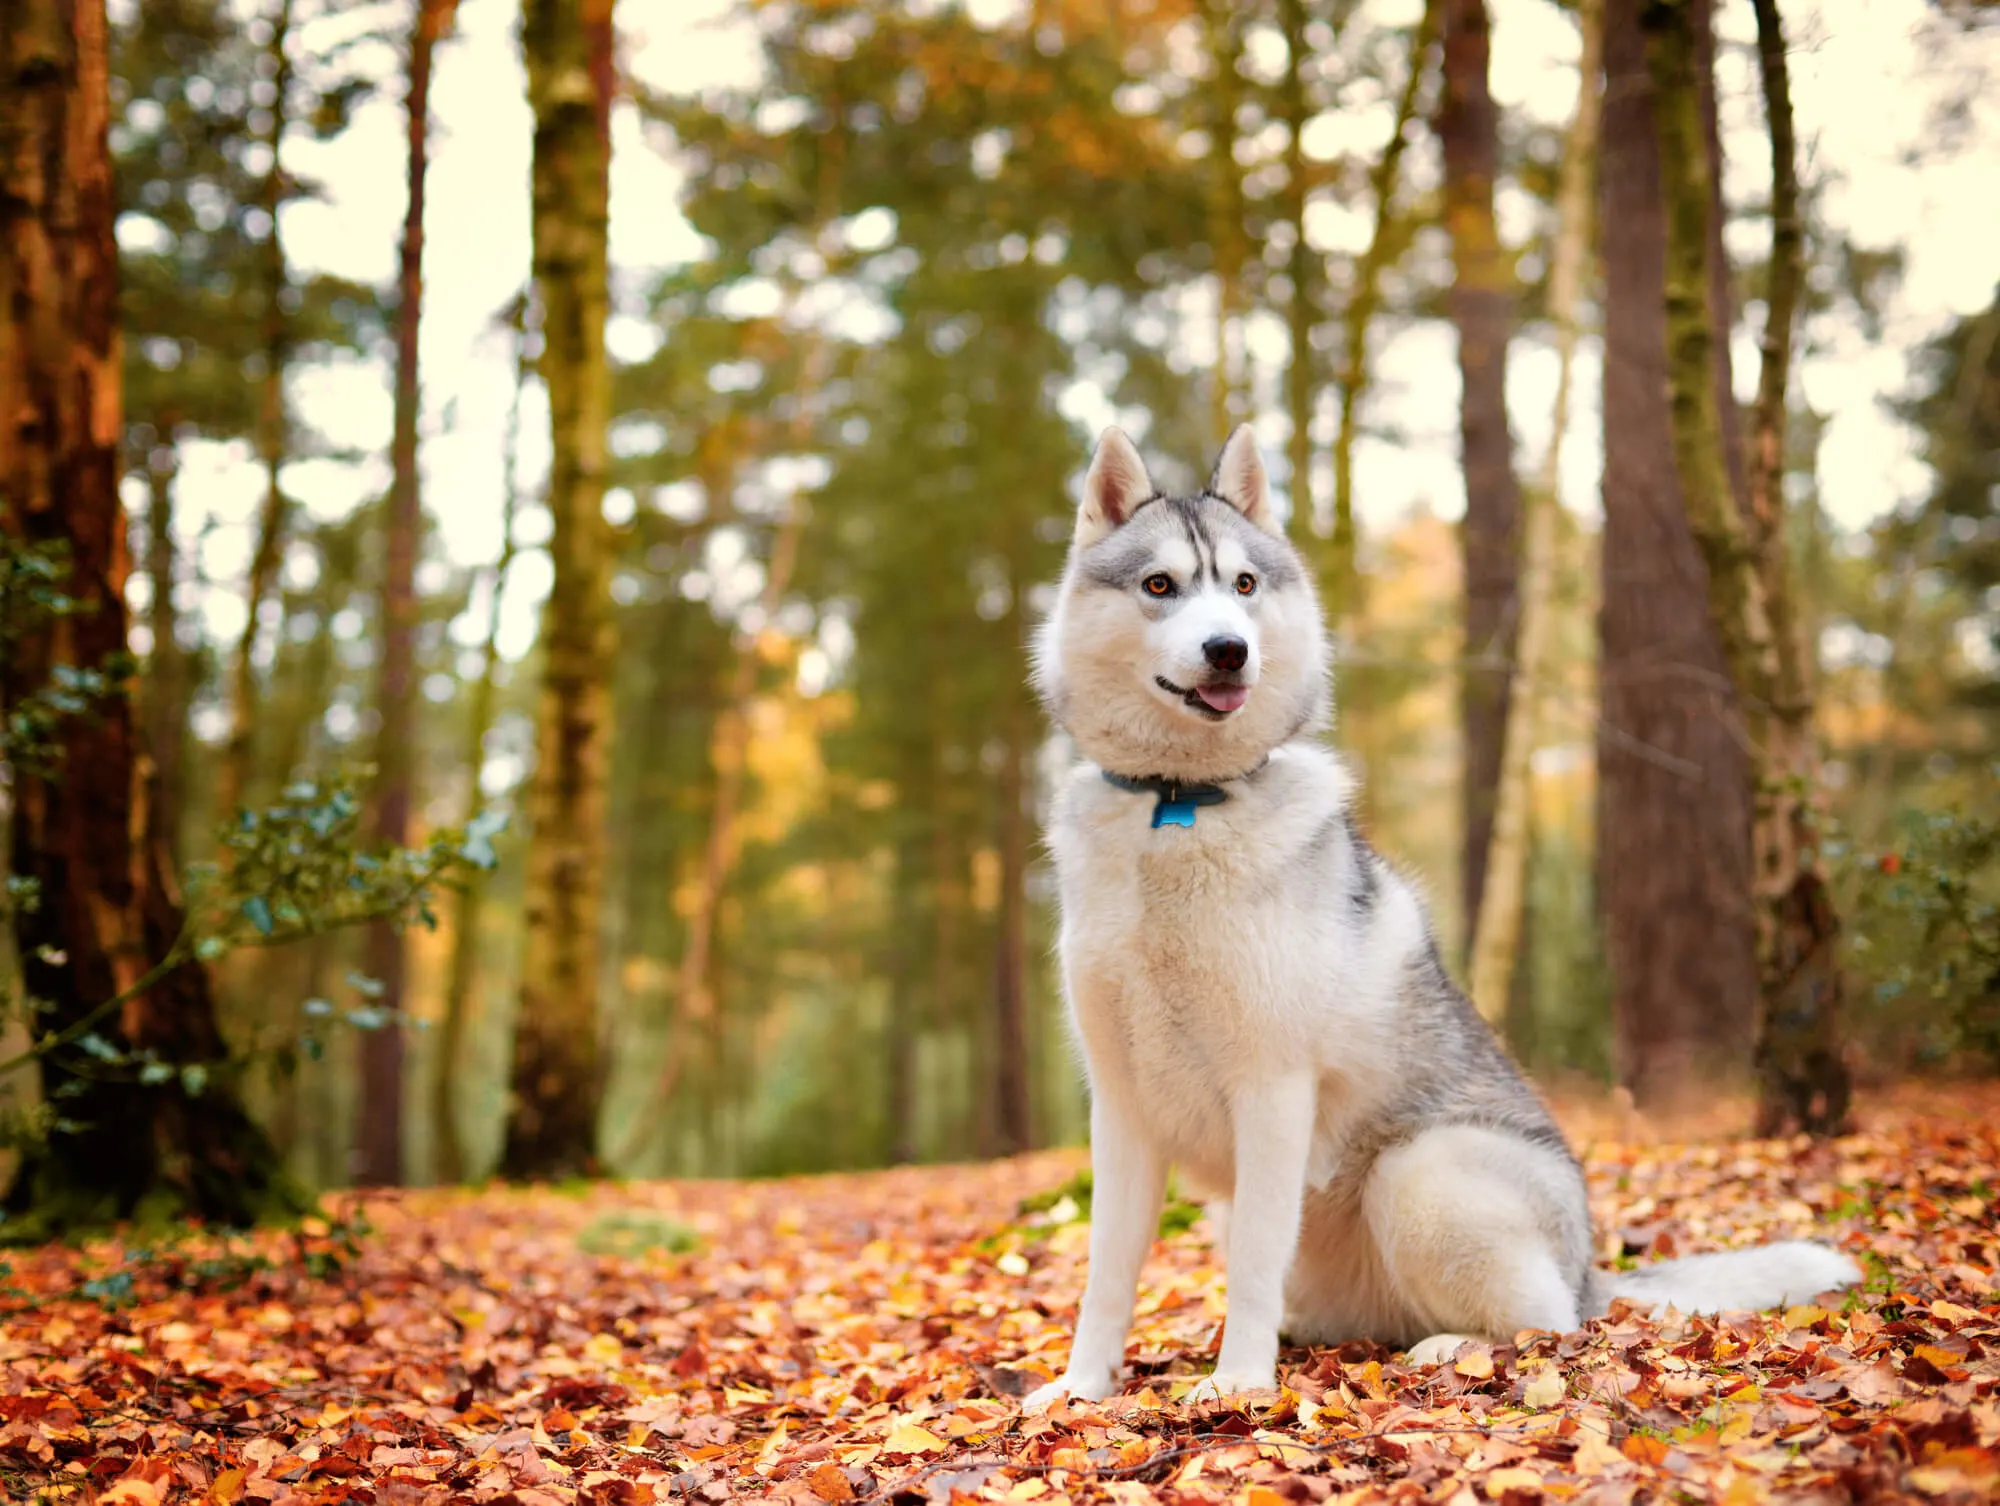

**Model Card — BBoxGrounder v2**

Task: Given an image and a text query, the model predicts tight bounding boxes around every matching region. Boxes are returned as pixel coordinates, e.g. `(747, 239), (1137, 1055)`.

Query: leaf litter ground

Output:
(4, 1085), (1997, 1505)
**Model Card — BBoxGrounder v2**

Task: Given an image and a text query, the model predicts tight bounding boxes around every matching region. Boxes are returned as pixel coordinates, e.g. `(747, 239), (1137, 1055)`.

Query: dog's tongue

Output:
(1196, 683), (1249, 714)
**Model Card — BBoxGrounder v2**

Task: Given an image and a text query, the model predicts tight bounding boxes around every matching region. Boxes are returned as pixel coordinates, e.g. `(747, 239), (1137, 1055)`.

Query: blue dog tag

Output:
(1103, 769), (1229, 828)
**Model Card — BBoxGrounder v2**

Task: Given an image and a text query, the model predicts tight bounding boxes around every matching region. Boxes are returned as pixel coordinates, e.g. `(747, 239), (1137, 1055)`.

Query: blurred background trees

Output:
(2, 0), (1994, 1213)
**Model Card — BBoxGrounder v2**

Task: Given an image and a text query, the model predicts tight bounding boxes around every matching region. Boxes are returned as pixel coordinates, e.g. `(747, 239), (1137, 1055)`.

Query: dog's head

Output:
(1033, 425), (1330, 780)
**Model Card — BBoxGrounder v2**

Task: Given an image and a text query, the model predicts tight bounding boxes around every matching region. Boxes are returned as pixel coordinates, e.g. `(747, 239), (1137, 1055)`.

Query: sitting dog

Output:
(1022, 425), (1858, 1407)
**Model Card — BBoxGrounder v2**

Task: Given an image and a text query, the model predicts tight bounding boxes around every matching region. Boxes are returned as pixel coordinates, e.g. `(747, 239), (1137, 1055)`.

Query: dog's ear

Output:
(1210, 424), (1279, 533)
(1077, 427), (1154, 546)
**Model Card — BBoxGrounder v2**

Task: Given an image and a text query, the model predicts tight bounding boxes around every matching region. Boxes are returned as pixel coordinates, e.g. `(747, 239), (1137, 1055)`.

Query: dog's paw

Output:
(1184, 1368), (1277, 1405)
(1405, 1333), (1479, 1368)
(1019, 1372), (1111, 1413)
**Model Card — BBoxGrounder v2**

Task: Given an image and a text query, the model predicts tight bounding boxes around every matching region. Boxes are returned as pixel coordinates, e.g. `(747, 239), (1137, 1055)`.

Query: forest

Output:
(1, 0), (1996, 1502)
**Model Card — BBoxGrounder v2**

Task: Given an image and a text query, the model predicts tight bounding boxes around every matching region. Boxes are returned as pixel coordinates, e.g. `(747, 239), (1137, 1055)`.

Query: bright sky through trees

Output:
(123, 0), (1996, 711)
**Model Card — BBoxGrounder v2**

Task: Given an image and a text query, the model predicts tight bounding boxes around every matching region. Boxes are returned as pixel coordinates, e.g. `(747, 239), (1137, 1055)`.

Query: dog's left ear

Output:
(1210, 424), (1280, 534)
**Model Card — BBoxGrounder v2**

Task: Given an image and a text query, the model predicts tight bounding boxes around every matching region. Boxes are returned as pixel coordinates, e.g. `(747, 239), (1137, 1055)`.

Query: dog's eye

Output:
(1235, 572), (1257, 596)
(1142, 573), (1174, 597)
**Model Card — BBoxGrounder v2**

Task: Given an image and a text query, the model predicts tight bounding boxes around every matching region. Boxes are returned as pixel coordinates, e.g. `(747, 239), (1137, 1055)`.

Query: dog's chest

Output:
(1053, 791), (1318, 1170)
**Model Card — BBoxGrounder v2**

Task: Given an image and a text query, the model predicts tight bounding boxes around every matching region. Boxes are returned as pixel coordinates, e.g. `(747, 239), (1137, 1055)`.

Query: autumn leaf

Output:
(881, 1420), (948, 1455)
(1521, 1366), (1565, 1409)
(0, 1087), (1994, 1506)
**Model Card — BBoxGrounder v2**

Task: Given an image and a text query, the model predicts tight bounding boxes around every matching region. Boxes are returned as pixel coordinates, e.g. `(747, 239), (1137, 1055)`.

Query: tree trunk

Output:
(434, 297), (527, 1185)
(885, 812), (925, 1164)
(355, 0), (452, 1188)
(1439, 0), (1524, 950)
(1643, 0), (1848, 1134)
(1279, 0), (1317, 538)
(1330, 0), (1436, 616)
(1597, 0), (1756, 1112)
(1468, 0), (1602, 1024)
(1204, 0), (1247, 440)
(0, 0), (301, 1239)
(501, 0), (617, 1180)
(144, 450), (187, 867)
(218, 0), (295, 824)
(990, 624), (1034, 1158)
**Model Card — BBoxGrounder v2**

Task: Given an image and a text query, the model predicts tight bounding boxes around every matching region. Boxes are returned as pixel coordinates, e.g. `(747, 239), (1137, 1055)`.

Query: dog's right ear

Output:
(1076, 427), (1154, 547)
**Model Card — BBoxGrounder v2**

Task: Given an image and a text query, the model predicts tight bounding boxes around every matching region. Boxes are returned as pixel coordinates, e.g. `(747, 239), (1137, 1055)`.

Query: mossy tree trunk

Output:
(501, 0), (617, 1180)
(1642, 0), (1849, 1134)
(0, 0), (301, 1239)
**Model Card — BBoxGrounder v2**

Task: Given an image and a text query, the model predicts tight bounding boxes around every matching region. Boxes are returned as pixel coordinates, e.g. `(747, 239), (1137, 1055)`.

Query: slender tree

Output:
(1203, 0), (1248, 438)
(354, 0), (455, 1188)
(0, 0), (300, 1235)
(1278, 0), (1318, 537)
(217, 0), (296, 823)
(1329, 0), (1436, 613)
(501, 0), (617, 1179)
(1438, 0), (1524, 947)
(143, 446), (189, 865)
(1597, 0), (1755, 1110)
(435, 297), (528, 1184)
(1642, 0), (1849, 1133)
(1468, 0), (1602, 1023)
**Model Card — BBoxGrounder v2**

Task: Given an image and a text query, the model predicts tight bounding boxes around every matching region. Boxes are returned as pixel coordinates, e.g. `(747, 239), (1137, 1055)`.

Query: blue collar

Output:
(1101, 769), (1231, 829)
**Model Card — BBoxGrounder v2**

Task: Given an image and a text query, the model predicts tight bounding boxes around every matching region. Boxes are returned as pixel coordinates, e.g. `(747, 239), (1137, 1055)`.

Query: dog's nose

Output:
(1203, 635), (1248, 673)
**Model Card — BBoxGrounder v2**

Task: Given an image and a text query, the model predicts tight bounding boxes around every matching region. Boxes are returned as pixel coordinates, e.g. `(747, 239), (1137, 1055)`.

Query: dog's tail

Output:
(1585, 1241), (1861, 1319)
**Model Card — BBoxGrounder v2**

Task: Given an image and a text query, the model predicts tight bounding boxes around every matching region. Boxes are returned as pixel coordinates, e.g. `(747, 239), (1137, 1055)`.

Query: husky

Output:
(1021, 425), (1860, 1408)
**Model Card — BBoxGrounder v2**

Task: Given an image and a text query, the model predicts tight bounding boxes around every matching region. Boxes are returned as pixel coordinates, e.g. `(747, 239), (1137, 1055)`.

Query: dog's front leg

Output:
(1188, 1071), (1315, 1401)
(1021, 1092), (1164, 1411)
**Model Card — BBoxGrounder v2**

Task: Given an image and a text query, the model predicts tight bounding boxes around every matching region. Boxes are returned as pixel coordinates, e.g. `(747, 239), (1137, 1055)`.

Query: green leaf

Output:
(242, 895), (275, 935)
(138, 1061), (176, 1085)
(181, 1063), (208, 1096)
(77, 1033), (122, 1062)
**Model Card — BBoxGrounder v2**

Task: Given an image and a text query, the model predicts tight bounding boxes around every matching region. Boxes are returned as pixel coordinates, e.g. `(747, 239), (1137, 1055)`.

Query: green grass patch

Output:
(577, 1212), (702, 1260)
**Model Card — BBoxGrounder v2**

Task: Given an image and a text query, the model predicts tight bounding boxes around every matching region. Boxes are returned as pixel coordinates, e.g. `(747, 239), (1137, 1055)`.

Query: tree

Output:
(1329, 0), (1436, 614)
(501, 0), (617, 1180)
(217, 0), (297, 824)
(1438, 0), (1524, 947)
(213, 0), (379, 824)
(434, 296), (529, 1185)
(112, 0), (264, 864)
(1201, 0), (1249, 440)
(1597, 0), (1755, 1111)
(1891, 290), (1998, 710)
(1468, 0), (1602, 1024)
(354, 0), (456, 1189)
(1277, 0), (1317, 544)
(0, 0), (301, 1235)
(1641, 0), (1849, 1133)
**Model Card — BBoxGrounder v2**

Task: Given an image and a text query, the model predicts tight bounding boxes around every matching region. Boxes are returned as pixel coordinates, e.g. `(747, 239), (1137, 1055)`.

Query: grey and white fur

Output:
(1022, 425), (1859, 1408)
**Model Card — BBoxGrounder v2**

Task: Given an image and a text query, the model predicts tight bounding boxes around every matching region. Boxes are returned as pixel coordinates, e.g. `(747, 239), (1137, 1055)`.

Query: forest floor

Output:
(3, 1084), (1997, 1506)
